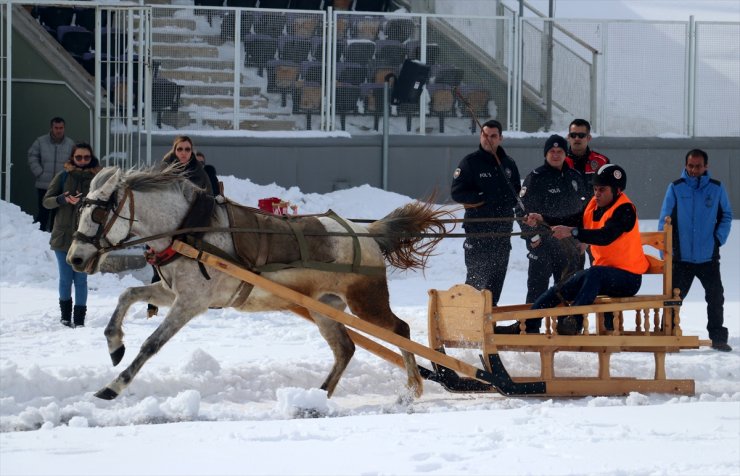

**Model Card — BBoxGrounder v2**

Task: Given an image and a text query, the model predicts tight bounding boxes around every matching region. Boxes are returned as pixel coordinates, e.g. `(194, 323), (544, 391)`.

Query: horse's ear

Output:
(98, 168), (122, 198)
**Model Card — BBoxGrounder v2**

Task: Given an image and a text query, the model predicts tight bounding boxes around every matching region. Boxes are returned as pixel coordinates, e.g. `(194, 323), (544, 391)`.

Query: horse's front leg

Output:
(96, 298), (205, 400)
(104, 282), (175, 366)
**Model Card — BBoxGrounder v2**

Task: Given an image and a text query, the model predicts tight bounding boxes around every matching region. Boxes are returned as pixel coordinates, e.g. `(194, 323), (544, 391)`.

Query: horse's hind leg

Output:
(104, 282), (175, 366)
(309, 294), (355, 398)
(95, 299), (202, 400)
(346, 278), (423, 398)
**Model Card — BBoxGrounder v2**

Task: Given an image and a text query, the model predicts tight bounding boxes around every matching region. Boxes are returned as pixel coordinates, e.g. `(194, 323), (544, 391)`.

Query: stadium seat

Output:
(458, 83), (490, 133)
(383, 18), (414, 43)
(244, 34), (278, 76)
(37, 6), (74, 33)
(220, 10), (256, 43)
(405, 41), (440, 65)
(335, 83), (360, 130)
(253, 11), (287, 37)
(351, 16), (381, 40)
(374, 40), (406, 68)
(336, 62), (367, 85)
(152, 78), (183, 128)
(57, 25), (93, 57)
(342, 39), (375, 64)
(287, 13), (320, 38)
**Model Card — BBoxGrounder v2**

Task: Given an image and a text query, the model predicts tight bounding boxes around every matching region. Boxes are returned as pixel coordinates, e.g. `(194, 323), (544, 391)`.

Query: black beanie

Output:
(543, 134), (567, 156)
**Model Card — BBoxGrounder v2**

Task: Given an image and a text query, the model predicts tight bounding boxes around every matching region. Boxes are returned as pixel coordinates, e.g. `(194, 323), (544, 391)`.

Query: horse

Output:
(67, 164), (449, 401)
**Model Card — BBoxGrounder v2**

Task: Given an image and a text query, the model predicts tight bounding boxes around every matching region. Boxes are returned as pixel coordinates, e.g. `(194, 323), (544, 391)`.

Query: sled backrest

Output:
(428, 284), (493, 349)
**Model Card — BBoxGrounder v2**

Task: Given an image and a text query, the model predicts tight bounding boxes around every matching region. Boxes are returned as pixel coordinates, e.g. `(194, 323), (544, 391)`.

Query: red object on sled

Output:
(258, 197), (289, 215)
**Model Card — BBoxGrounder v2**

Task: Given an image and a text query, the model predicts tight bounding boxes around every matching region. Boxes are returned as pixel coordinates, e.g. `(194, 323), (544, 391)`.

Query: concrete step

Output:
(152, 31), (223, 46)
(152, 17), (197, 30)
(160, 69), (236, 83)
(203, 117), (297, 131)
(157, 57), (235, 70)
(152, 43), (219, 58)
(181, 84), (262, 96)
(181, 95), (269, 109)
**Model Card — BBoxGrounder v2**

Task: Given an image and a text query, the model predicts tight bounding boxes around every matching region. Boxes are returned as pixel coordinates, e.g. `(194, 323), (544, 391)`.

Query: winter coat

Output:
(519, 160), (587, 248)
(27, 134), (76, 189)
(161, 154), (214, 196)
(451, 145), (521, 233)
(565, 147), (609, 195)
(42, 161), (101, 252)
(658, 169), (732, 263)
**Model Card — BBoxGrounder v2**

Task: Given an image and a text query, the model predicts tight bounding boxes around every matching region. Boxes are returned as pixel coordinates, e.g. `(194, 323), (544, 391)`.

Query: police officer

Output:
(566, 119), (609, 195)
(451, 119), (521, 305)
(521, 134), (587, 302)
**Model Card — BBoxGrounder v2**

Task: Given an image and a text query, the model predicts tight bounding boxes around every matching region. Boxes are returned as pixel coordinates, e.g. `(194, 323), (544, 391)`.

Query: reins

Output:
(91, 223), (551, 257)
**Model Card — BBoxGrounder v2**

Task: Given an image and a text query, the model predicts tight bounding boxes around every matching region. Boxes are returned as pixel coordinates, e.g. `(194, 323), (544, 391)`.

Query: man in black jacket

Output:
(520, 134), (587, 303)
(451, 119), (521, 305)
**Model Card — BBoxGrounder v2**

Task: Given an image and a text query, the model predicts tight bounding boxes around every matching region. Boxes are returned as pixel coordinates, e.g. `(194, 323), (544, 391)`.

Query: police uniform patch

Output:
(590, 159), (600, 171)
(453, 168), (461, 179)
(519, 186), (527, 197)
(613, 169), (623, 180)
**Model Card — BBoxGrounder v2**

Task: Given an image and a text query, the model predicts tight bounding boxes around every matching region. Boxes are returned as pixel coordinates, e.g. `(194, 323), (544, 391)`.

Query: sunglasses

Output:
(176, 147), (192, 152)
(569, 132), (588, 139)
(74, 155), (92, 161)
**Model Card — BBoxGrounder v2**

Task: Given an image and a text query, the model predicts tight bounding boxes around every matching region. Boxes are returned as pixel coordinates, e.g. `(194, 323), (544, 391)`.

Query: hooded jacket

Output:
(28, 133), (76, 189)
(42, 160), (101, 252)
(658, 169), (732, 263)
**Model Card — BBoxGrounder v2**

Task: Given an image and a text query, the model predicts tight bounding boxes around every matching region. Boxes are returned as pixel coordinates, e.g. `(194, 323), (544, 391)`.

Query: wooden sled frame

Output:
(172, 218), (707, 398)
(428, 219), (711, 397)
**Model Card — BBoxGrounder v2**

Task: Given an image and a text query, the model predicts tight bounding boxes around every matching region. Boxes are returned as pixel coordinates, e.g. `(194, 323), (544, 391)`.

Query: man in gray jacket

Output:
(28, 117), (75, 231)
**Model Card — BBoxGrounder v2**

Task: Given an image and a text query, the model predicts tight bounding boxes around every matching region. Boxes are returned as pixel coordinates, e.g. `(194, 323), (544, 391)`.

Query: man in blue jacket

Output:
(658, 149), (733, 352)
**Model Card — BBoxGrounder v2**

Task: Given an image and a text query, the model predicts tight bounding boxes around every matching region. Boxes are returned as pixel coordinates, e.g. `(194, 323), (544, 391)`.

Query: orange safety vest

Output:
(583, 193), (649, 274)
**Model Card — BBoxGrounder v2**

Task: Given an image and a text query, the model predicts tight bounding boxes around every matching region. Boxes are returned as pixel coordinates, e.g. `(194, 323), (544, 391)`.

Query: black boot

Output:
(60, 299), (73, 327)
(73, 305), (87, 328)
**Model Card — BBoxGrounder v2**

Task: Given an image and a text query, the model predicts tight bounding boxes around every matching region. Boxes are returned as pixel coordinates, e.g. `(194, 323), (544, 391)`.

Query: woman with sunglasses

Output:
(147, 136), (213, 317)
(42, 143), (101, 328)
(160, 136), (213, 195)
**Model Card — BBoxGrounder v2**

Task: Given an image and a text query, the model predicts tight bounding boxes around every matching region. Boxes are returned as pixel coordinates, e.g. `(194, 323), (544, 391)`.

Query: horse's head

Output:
(67, 167), (130, 274)
(68, 163), (201, 274)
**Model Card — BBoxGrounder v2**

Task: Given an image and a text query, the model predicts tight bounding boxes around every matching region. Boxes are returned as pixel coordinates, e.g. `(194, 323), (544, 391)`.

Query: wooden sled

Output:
(428, 219), (711, 397)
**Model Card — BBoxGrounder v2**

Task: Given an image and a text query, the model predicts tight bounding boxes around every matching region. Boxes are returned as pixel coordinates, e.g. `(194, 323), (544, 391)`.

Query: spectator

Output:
(148, 136), (213, 317)
(565, 118), (609, 195)
(42, 143), (101, 327)
(497, 135), (587, 334)
(451, 119), (521, 305)
(28, 117), (75, 231)
(195, 151), (220, 196)
(500, 164), (649, 335)
(658, 149), (733, 352)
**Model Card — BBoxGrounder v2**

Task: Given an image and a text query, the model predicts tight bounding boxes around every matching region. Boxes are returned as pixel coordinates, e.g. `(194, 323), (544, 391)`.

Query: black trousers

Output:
(673, 260), (728, 344)
(526, 266), (643, 332)
(526, 240), (585, 304)
(36, 188), (52, 232)
(464, 237), (511, 306)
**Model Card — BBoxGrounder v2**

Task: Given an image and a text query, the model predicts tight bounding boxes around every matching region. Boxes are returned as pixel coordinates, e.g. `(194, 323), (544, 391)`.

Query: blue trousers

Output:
(54, 250), (88, 305)
(525, 266), (642, 331)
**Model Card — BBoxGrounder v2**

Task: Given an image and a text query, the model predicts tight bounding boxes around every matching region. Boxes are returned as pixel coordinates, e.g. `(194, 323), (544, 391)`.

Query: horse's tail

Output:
(367, 200), (452, 270)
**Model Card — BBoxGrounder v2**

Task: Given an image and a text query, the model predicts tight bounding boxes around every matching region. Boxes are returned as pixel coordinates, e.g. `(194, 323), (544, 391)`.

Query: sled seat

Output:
(427, 218), (710, 397)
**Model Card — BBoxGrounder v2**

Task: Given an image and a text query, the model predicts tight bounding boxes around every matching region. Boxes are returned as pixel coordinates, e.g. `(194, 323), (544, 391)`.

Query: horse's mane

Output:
(123, 162), (194, 193)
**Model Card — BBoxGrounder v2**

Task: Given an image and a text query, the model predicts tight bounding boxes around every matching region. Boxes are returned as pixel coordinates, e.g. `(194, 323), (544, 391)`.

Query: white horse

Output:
(67, 165), (448, 401)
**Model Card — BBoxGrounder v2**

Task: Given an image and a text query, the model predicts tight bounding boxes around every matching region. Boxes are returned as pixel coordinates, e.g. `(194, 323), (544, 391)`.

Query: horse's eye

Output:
(91, 208), (108, 224)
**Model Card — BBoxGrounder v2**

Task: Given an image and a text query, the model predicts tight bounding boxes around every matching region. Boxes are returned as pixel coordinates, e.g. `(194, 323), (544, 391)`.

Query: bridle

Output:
(73, 186), (136, 261)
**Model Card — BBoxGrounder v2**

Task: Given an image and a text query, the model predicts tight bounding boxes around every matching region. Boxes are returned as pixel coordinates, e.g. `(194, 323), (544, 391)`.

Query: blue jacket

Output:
(658, 169), (732, 263)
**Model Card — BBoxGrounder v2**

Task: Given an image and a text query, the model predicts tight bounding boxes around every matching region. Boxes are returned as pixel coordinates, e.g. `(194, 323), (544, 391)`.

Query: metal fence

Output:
(3, 2), (740, 144)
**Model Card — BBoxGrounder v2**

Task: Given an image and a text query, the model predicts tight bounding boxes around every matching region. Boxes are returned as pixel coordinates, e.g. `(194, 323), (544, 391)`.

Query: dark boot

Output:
(556, 316), (582, 336)
(59, 299), (73, 327)
(147, 304), (159, 318)
(73, 305), (87, 327)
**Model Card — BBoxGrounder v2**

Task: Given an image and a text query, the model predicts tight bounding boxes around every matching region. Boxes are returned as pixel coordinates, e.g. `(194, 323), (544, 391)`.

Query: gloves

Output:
(56, 194), (67, 205)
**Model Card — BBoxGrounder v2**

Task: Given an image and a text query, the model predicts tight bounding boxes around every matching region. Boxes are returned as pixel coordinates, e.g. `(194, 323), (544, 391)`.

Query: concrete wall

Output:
(147, 135), (740, 219)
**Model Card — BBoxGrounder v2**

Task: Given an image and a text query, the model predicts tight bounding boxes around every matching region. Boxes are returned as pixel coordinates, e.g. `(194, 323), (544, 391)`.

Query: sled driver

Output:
(498, 164), (649, 335)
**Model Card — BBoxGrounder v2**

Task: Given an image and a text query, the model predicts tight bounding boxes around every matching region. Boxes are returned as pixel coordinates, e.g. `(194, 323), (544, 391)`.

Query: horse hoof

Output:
(110, 346), (125, 366)
(94, 387), (119, 400)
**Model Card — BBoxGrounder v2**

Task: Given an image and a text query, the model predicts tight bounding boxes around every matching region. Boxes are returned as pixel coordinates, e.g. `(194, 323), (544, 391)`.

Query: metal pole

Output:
(3, 4), (11, 202)
(544, 0), (554, 131)
(233, 8), (242, 131)
(687, 15), (696, 137)
(382, 79), (389, 190)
